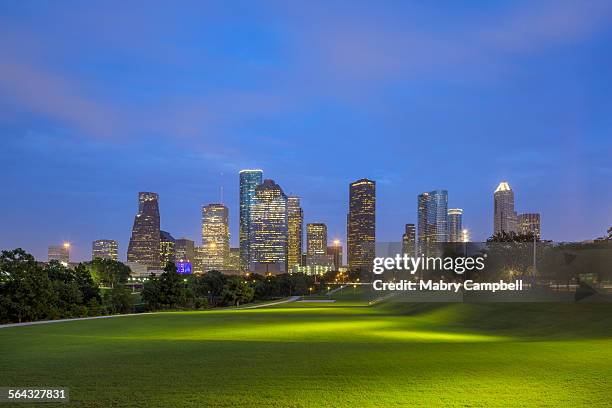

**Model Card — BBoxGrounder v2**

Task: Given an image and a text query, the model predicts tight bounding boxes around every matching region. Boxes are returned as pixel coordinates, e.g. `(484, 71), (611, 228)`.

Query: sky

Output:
(1, 0), (611, 262)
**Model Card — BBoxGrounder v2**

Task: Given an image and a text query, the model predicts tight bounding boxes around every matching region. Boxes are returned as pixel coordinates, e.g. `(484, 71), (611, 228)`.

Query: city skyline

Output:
(28, 173), (608, 262)
(2, 2), (612, 260)
(23, 174), (611, 263)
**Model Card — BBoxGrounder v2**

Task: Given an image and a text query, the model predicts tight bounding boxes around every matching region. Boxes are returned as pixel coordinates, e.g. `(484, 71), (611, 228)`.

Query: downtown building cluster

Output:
(47, 176), (542, 275)
(493, 182), (541, 239)
(113, 171), (375, 277)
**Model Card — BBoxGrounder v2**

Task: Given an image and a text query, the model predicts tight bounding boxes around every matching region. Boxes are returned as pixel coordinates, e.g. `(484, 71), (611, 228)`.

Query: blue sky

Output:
(1, 0), (611, 261)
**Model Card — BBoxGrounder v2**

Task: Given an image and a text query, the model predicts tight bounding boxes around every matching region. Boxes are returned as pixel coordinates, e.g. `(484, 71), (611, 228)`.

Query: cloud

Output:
(286, 0), (612, 84)
(0, 58), (124, 139)
(480, 0), (612, 53)
(1, 1), (611, 145)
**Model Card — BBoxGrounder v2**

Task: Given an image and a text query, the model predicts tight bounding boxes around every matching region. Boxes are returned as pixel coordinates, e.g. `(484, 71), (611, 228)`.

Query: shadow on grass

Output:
(376, 302), (612, 340)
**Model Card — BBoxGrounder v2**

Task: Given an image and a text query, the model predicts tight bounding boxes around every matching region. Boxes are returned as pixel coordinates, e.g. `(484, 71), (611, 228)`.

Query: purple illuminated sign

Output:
(176, 262), (192, 274)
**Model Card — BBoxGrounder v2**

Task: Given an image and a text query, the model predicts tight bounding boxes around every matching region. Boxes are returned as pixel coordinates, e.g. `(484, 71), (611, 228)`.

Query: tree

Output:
(487, 231), (539, 243)
(187, 270), (227, 305)
(86, 258), (131, 288)
(142, 263), (189, 310)
(201, 270), (227, 298)
(74, 263), (101, 304)
(104, 285), (134, 314)
(0, 249), (54, 323)
(222, 276), (254, 307)
(1, 249), (129, 323)
(253, 275), (281, 300)
(159, 262), (188, 308)
(141, 275), (162, 311)
(277, 273), (312, 297)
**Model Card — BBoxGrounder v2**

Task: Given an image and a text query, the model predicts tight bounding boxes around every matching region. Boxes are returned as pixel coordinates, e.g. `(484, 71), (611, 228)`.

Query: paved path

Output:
(0, 313), (157, 329)
(326, 284), (349, 295)
(0, 297), (302, 329)
(235, 296), (300, 309)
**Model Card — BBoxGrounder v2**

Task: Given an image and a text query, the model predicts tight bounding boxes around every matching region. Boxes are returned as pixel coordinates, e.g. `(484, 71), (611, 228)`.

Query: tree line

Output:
(0, 248), (328, 324)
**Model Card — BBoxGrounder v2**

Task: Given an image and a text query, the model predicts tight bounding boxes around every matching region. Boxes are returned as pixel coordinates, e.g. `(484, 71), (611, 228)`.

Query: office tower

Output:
(249, 179), (288, 274)
(92, 239), (118, 261)
(127, 192), (161, 268)
(307, 223), (327, 256)
(48, 243), (70, 263)
(347, 178), (376, 272)
(227, 247), (240, 271)
(494, 182), (517, 235)
(402, 224), (416, 256)
(193, 246), (204, 274)
(175, 238), (195, 263)
(447, 209), (463, 242)
(518, 213), (541, 240)
(201, 203), (230, 272)
(327, 240), (343, 271)
(287, 196), (303, 271)
(239, 169), (263, 271)
(417, 190), (448, 244)
(305, 253), (335, 270)
(159, 230), (176, 268)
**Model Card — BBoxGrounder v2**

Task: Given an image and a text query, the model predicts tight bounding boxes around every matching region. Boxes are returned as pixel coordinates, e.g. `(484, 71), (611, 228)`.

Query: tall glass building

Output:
(402, 224), (416, 256)
(307, 223), (327, 256)
(417, 190), (448, 244)
(239, 169), (263, 271)
(159, 230), (176, 268)
(127, 192), (161, 268)
(327, 240), (343, 271)
(249, 179), (288, 274)
(48, 243), (70, 263)
(287, 196), (303, 271)
(175, 238), (195, 263)
(92, 239), (118, 261)
(518, 213), (540, 239)
(447, 208), (463, 242)
(201, 203), (230, 272)
(347, 178), (376, 272)
(494, 182), (517, 235)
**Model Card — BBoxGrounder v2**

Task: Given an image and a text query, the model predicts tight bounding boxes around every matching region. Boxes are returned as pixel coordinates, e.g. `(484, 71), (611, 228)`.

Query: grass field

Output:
(1, 296), (612, 407)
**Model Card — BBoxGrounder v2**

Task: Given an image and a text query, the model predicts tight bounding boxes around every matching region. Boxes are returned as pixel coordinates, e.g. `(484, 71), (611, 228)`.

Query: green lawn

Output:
(1, 299), (611, 407)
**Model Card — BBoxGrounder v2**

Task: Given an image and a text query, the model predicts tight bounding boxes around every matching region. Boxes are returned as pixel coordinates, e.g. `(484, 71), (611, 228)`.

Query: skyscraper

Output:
(518, 213), (541, 239)
(159, 230), (176, 268)
(307, 223), (327, 256)
(193, 246), (204, 274)
(227, 247), (240, 271)
(127, 192), (161, 268)
(175, 238), (195, 263)
(239, 169), (263, 271)
(447, 209), (463, 242)
(249, 179), (288, 274)
(201, 203), (230, 272)
(287, 196), (303, 271)
(92, 239), (118, 261)
(494, 182), (517, 236)
(327, 240), (343, 271)
(347, 178), (376, 272)
(48, 243), (70, 263)
(402, 224), (416, 256)
(417, 190), (448, 244)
